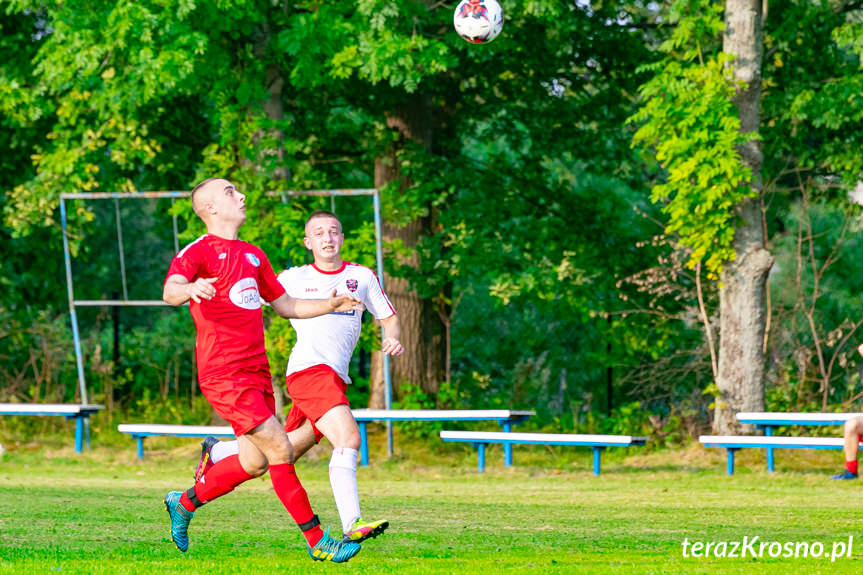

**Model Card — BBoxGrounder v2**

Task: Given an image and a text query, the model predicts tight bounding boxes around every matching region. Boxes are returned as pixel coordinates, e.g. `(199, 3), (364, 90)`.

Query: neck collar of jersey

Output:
(312, 261), (346, 275)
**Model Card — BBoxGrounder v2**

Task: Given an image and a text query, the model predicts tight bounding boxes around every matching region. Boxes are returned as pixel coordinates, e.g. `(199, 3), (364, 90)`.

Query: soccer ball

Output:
(453, 0), (504, 44)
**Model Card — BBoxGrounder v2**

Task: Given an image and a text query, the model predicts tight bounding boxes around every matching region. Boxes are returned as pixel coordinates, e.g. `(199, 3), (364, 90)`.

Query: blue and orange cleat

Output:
(164, 491), (194, 552)
(308, 530), (361, 563)
(343, 518), (389, 543)
(831, 470), (858, 480)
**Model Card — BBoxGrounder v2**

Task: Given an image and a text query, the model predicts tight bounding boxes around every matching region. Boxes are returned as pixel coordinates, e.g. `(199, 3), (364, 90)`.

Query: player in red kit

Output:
(162, 178), (363, 563)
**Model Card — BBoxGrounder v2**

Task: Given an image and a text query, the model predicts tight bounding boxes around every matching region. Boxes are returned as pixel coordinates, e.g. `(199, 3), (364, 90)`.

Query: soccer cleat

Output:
(308, 530), (362, 563)
(342, 518), (389, 543)
(194, 436), (219, 482)
(164, 491), (194, 552)
(831, 470), (858, 480)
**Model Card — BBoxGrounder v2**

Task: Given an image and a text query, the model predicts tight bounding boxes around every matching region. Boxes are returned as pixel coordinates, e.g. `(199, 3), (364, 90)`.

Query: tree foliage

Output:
(2, 0), (863, 438)
(629, 0), (756, 279)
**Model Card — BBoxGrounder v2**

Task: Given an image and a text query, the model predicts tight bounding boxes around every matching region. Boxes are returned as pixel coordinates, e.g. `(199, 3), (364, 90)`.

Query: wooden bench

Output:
(120, 409), (534, 462)
(352, 409), (534, 466)
(0, 403), (104, 453)
(439, 430), (648, 475)
(699, 435), (846, 475)
(118, 424), (235, 459)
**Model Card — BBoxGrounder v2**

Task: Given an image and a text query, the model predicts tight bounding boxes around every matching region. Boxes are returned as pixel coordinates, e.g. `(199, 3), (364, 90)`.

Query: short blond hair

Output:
(305, 210), (342, 234)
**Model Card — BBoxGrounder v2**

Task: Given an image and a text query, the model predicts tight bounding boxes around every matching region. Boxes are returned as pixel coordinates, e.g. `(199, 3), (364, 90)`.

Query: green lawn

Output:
(1, 437), (862, 574)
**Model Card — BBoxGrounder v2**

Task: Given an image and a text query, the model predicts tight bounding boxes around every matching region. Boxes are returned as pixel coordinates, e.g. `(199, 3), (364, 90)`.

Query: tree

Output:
(630, 0), (863, 433)
(375, 94), (446, 397)
(713, 0), (772, 434)
(630, 0), (766, 433)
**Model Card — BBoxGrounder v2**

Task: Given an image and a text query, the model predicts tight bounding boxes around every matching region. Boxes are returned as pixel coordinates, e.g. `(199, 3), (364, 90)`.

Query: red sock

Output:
(179, 454), (254, 511)
(269, 462), (323, 546)
(847, 460), (858, 475)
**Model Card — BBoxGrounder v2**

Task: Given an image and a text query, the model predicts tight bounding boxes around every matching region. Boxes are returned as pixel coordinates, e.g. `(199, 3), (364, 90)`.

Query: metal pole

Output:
(114, 198), (129, 301)
(60, 198), (89, 405)
(171, 198), (180, 254)
(373, 189), (394, 458)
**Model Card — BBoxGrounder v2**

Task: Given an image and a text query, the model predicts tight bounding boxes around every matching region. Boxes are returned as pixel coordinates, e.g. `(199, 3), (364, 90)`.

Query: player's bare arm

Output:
(380, 314), (404, 356)
(270, 289), (363, 319)
(163, 274), (217, 305)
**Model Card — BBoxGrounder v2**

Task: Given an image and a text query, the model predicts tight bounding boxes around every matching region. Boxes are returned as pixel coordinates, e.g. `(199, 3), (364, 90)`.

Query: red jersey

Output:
(165, 234), (286, 382)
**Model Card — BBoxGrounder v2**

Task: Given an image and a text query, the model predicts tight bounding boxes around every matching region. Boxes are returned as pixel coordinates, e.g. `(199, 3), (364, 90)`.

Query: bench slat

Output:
(737, 412), (863, 425)
(117, 424), (234, 437)
(0, 403), (104, 415)
(441, 430), (646, 446)
(352, 409), (535, 421)
(699, 435), (844, 448)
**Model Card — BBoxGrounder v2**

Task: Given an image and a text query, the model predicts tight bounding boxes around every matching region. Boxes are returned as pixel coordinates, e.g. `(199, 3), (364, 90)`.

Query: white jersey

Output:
(278, 262), (395, 383)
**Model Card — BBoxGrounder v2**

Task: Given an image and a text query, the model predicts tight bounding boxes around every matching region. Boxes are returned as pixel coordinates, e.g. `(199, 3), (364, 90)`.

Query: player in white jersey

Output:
(196, 210), (403, 544)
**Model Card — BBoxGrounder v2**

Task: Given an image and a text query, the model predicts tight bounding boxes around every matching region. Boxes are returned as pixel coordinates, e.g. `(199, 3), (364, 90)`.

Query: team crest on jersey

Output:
(346, 279), (358, 292)
(245, 253), (260, 267)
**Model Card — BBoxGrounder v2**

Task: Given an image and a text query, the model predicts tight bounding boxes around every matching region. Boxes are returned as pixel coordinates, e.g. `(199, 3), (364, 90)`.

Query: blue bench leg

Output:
(764, 426), (775, 472)
(474, 443), (486, 472)
(727, 448), (738, 475)
(136, 437), (144, 460)
(74, 417), (83, 453)
(358, 422), (369, 466)
(502, 422), (513, 466)
(592, 447), (604, 476)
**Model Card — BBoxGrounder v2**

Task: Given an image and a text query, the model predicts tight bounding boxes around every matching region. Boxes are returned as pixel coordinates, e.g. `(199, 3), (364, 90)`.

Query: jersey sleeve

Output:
(363, 268), (396, 320)
(257, 250), (287, 302)
(164, 239), (204, 284)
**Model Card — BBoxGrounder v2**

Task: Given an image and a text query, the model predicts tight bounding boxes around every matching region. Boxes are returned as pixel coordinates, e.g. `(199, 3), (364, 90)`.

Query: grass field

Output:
(1, 436), (863, 574)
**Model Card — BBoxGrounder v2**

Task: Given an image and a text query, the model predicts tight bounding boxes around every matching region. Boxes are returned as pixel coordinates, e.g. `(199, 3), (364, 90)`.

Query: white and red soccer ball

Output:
(453, 0), (504, 44)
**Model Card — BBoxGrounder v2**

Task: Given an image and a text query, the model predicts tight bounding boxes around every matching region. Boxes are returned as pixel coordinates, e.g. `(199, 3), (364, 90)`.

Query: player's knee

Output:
(239, 455), (269, 477)
(278, 441), (296, 465)
(246, 461), (268, 477)
(346, 432), (361, 451)
(336, 429), (361, 451)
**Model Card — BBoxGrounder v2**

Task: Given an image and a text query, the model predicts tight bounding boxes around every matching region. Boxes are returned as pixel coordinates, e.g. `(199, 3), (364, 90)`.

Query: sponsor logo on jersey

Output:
(245, 253), (260, 267)
(305, 288), (318, 293)
(218, 253), (227, 260)
(331, 310), (356, 316)
(346, 279), (358, 292)
(228, 277), (262, 309)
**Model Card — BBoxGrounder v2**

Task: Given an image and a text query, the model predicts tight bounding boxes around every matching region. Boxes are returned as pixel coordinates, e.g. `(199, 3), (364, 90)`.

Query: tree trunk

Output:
(256, 19), (290, 422)
(713, 0), (774, 434)
(371, 92), (446, 399)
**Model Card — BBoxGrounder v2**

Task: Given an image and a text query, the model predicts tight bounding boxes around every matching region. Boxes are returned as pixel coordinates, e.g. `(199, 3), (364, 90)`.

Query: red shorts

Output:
(284, 364), (349, 443)
(199, 367), (275, 437)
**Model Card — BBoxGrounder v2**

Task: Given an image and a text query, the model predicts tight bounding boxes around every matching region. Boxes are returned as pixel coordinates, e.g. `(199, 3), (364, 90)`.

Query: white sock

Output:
(329, 447), (361, 533)
(210, 439), (239, 464)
